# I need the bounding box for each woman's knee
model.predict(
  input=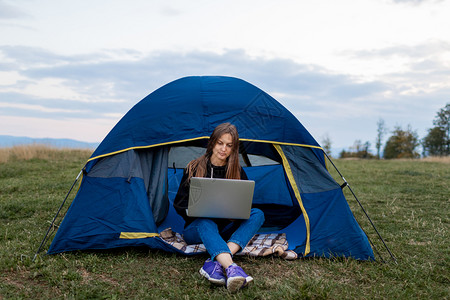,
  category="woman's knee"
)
[184,218,220,244]
[191,218,220,235]
[250,208,265,222]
